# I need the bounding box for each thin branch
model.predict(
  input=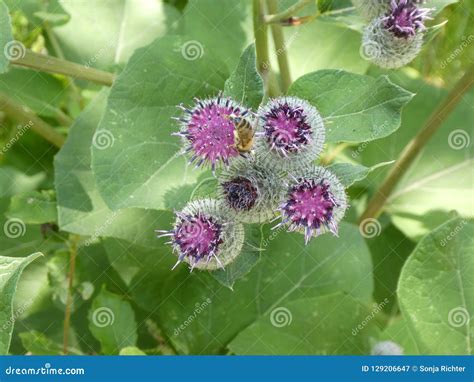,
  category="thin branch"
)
[264,0,311,24]
[12,50,114,86]
[360,66,474,222]
[0,92,66,148]
[63,235,79,355]
[267,0,292,92]
[253,0,271,96]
